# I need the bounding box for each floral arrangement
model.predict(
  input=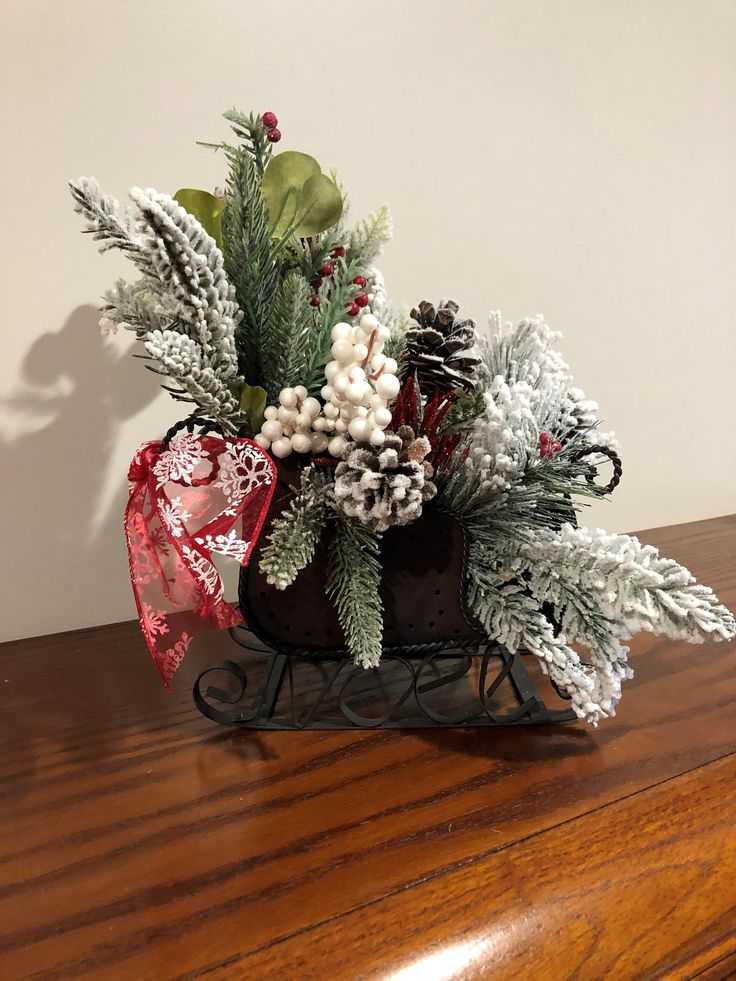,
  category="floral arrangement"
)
[71,107,735,723]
